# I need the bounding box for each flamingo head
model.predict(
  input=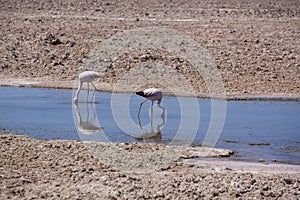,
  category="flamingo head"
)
[136,91,146,97]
